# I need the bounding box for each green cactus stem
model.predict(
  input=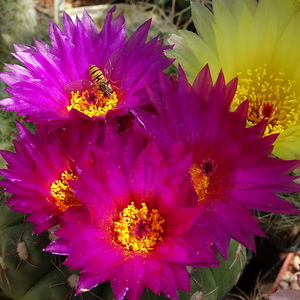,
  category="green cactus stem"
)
[0,193,103,300]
